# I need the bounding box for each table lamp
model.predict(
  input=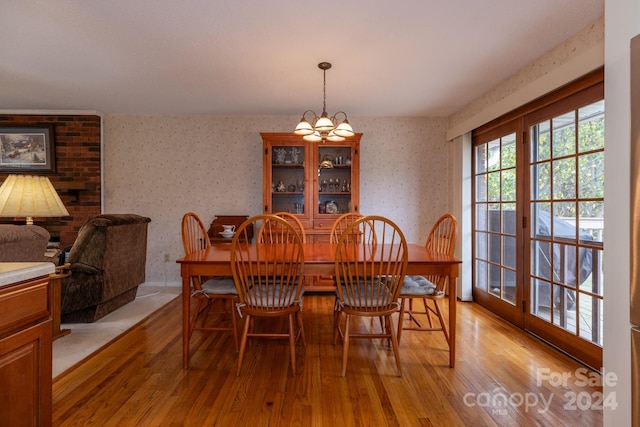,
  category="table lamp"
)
[0,175,69,224]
